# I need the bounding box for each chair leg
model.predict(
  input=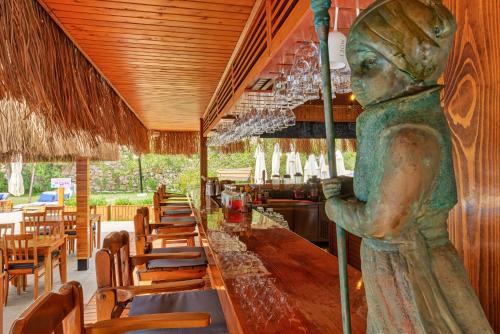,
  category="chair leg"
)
[16,276,21,295]
[59,260,63,282]
[23,275,27,291]
[33,270,38,300]
[3,274,9,306]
